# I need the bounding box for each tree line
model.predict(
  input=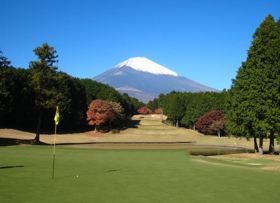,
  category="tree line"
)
[146,15,280,154]
[153,91,228,130]
[0,43,145,142]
